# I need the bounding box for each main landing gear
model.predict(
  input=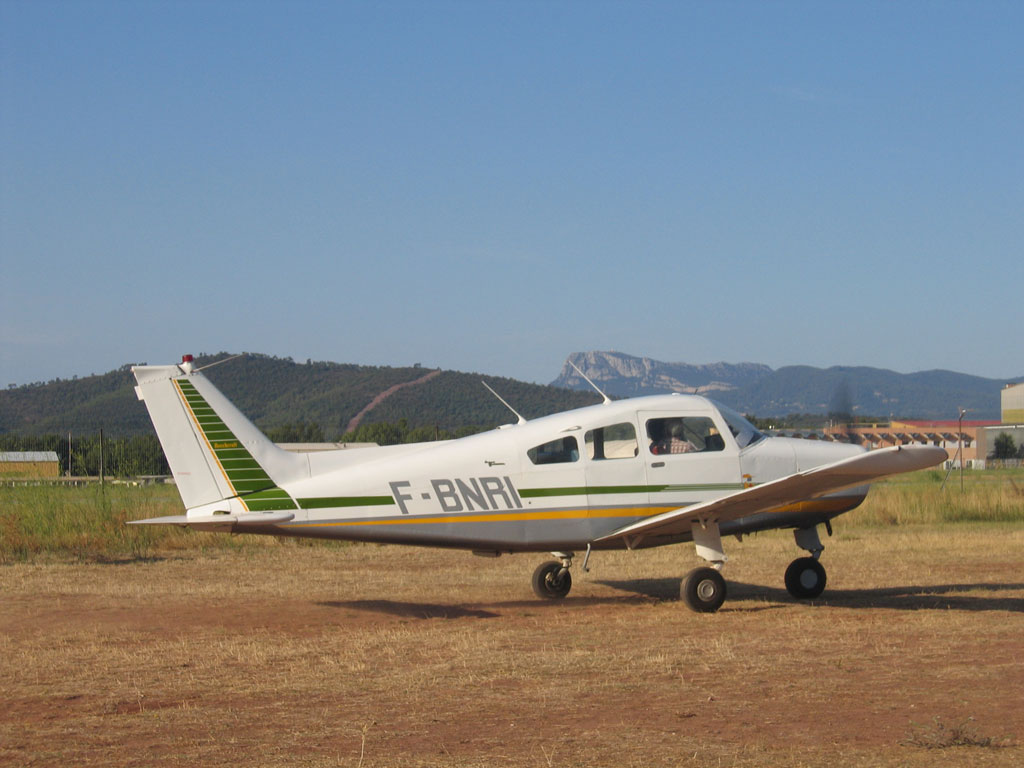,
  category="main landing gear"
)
[678,521,832,612]
[681,566,727,612]
[532,552,574,599]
